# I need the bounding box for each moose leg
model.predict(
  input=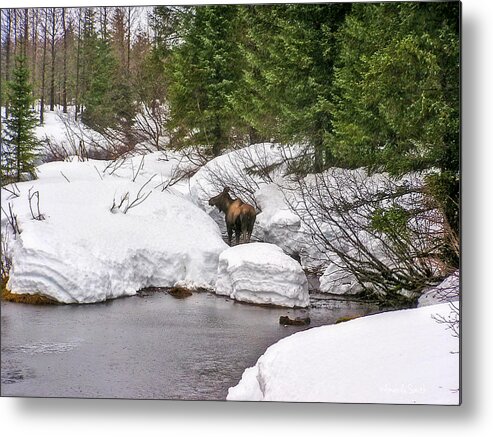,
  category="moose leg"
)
[226,223,233,246]
[235,221,241,245]
[244,216,255,243]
